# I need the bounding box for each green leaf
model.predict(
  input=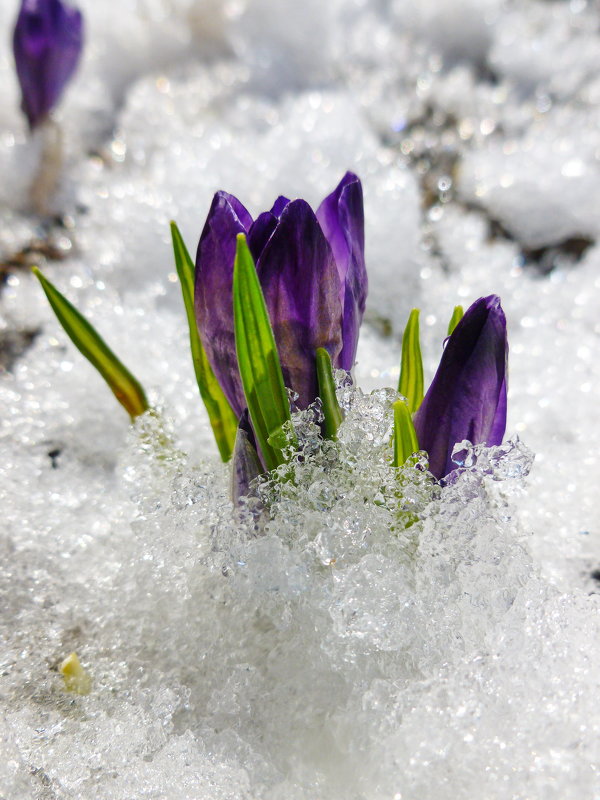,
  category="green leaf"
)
[170,221,237,462]
[447,304,464,336]
[398,308,424,413]
[393,399,419,468]
[233,233,293,471]
[32,267,148,420]
[266,422,294,450]
[316,347,343,440]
